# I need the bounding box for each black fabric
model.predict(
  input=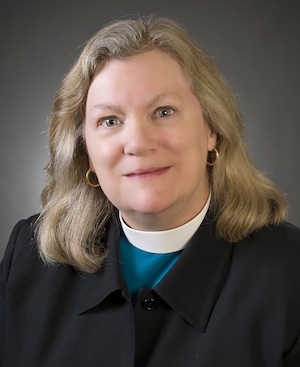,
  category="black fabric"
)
[1,214,300,366]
